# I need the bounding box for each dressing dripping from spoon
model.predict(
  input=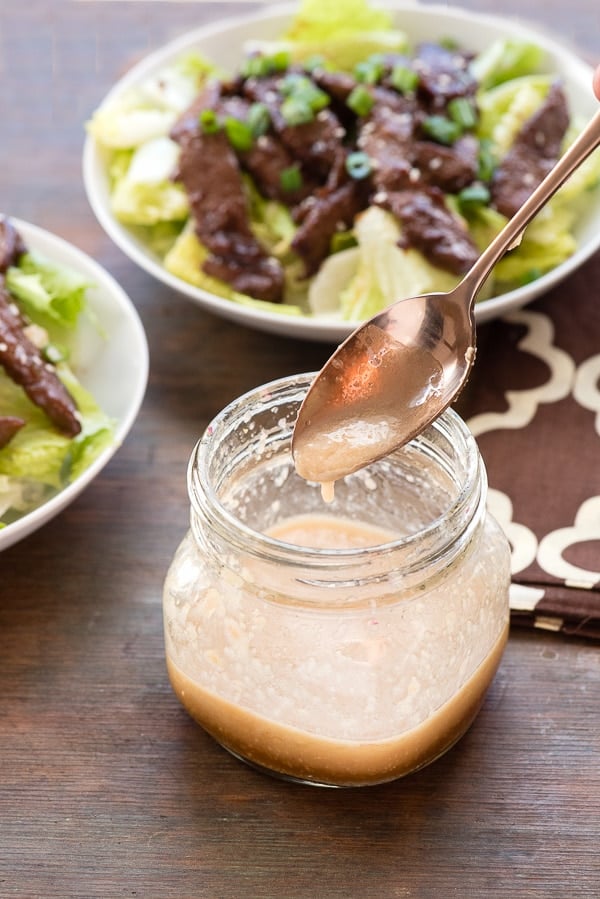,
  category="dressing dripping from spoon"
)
[293,106,600,493]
